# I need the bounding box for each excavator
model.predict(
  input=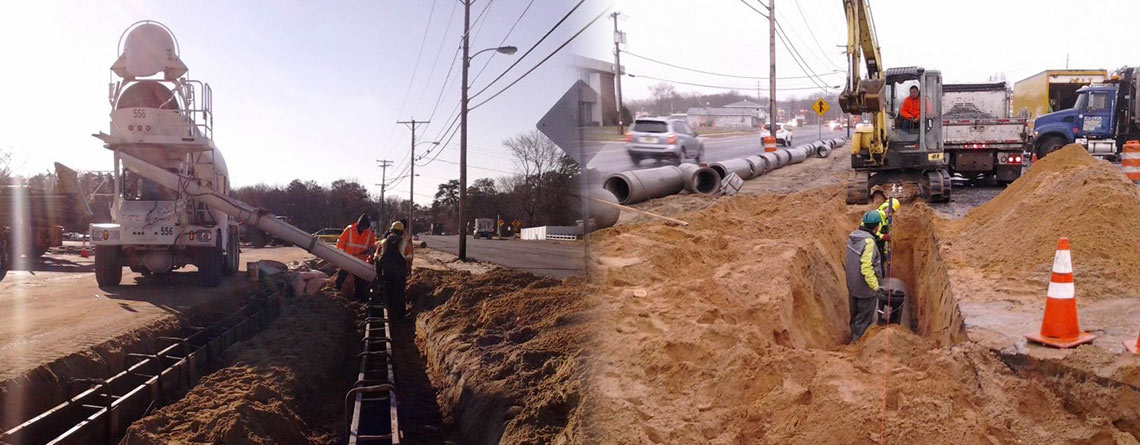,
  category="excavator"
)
[839,0,951,204]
